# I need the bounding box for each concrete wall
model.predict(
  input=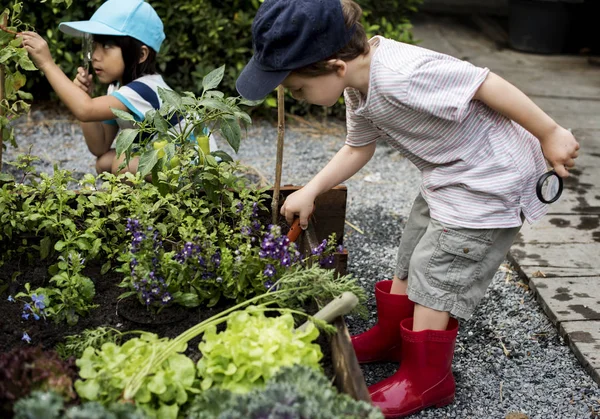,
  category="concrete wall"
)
[420,0,509,15]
